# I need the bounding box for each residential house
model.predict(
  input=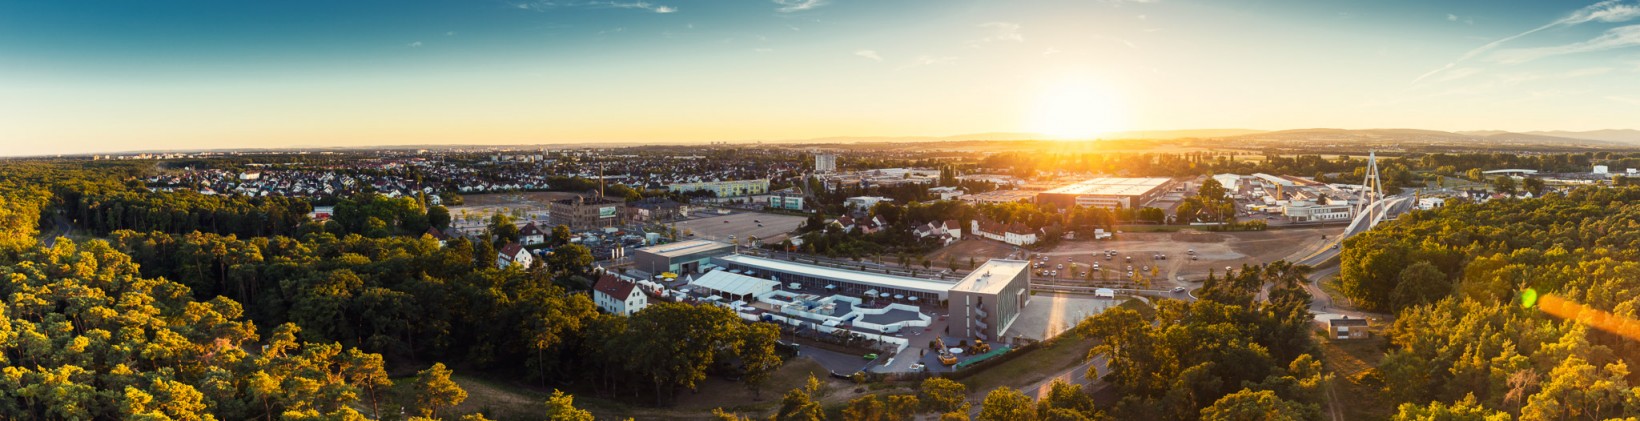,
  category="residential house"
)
[497,242,533,269]
[592,274,650,316]
[520,222,546,246]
